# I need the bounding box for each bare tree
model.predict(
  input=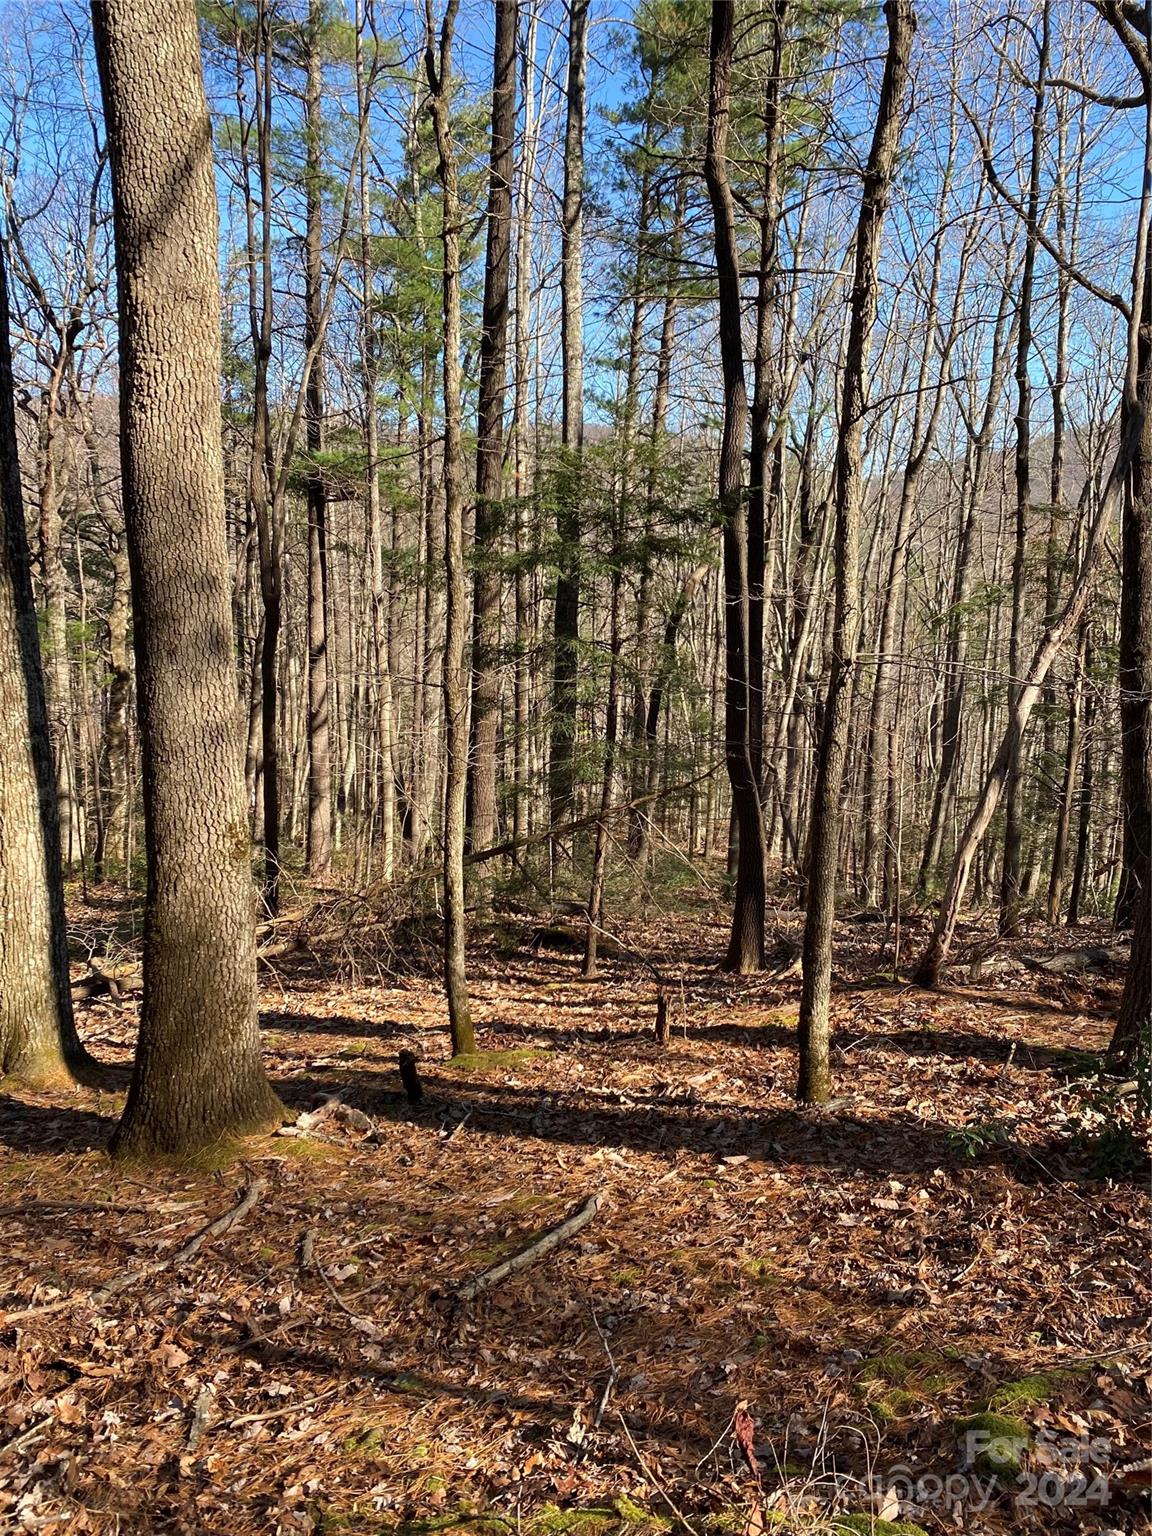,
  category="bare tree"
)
[703,0,767,974]
[304,0,332,878]
[467,0,518,862]
[0,236,93,1084]
[548,0,589,841]
[797,0,915,1102]
[425,0,476,1055]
